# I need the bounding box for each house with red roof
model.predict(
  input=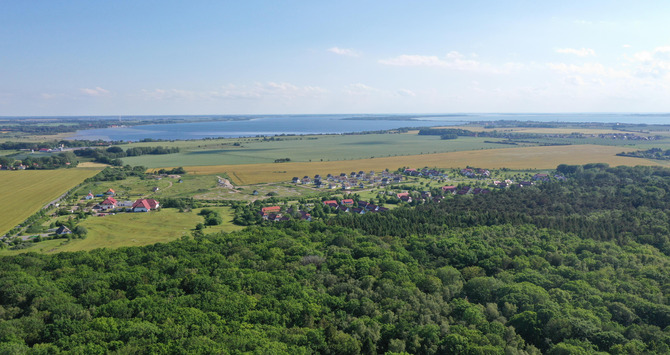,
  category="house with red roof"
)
[341,199,354,206]
[100,197,118,210]
[132,198,160,212]
[323,200,338,208]
[261,206,281,213]
[397,192,412,202]
[106,188,116,196]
